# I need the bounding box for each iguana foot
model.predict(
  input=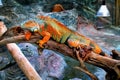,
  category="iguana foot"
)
[37,40,44,48]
